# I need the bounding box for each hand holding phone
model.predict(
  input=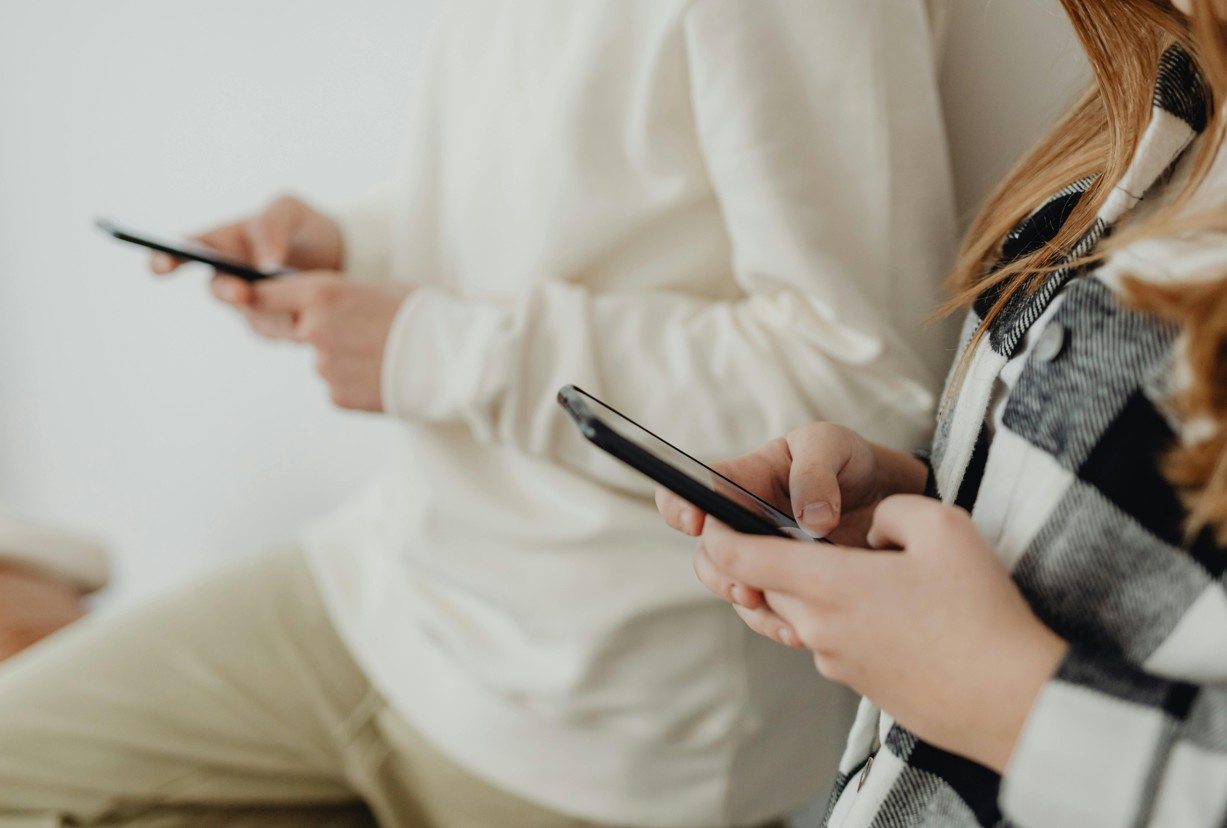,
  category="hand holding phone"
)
[98,219,295,283]
[100,196,344,287]
[558,385,824,542]
[656,419,931,550]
